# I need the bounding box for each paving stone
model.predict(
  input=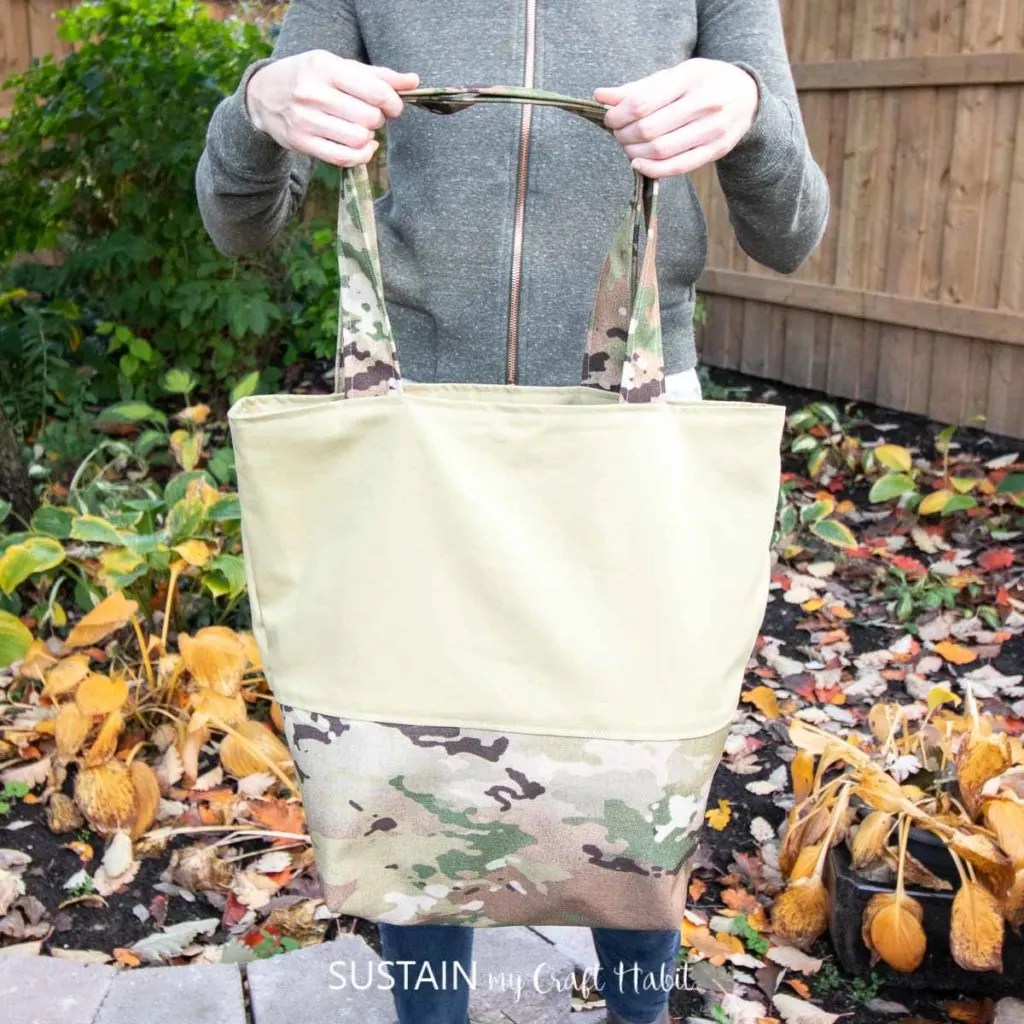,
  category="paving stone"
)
[527,926,600,970]
[996,999,1024,1024]
[0,955,117,1024]
[469,927,576,1024]
[247,934,397,1023]
[94,962,245,1024]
